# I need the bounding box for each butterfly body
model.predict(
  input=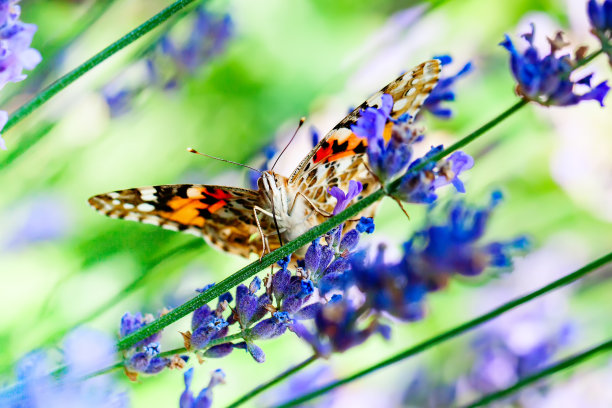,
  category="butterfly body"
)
[88,60,441,259]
